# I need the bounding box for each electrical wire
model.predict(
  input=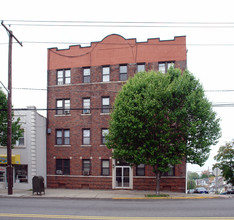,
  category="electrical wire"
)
[2,20,234,28]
